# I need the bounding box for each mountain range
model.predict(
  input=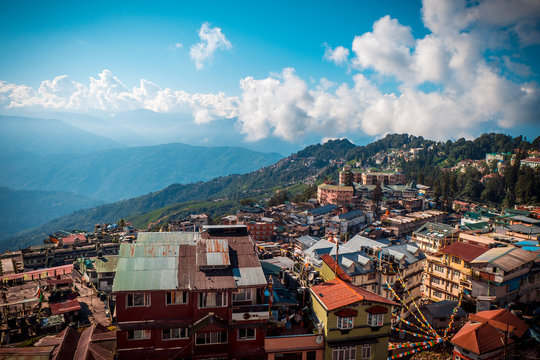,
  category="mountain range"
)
[2,132,539,252]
